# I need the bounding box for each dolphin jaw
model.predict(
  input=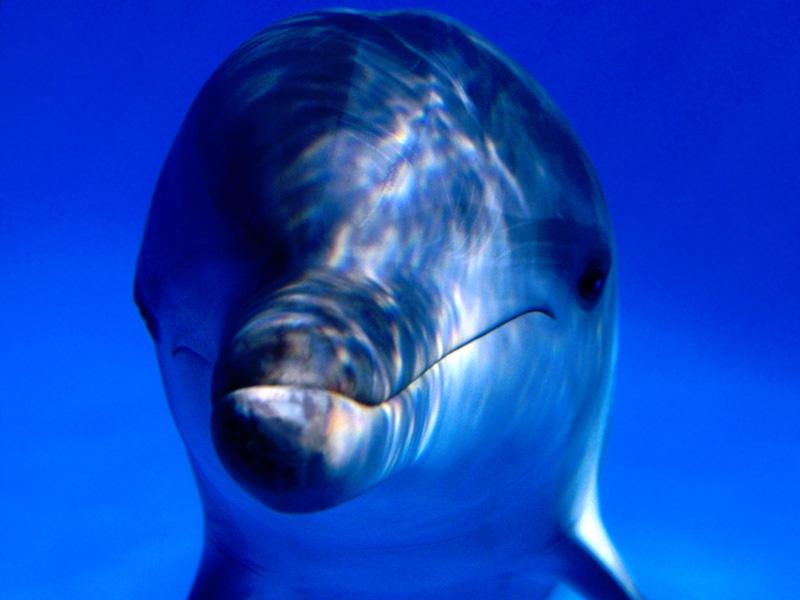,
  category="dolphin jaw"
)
[212,385,391,512]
